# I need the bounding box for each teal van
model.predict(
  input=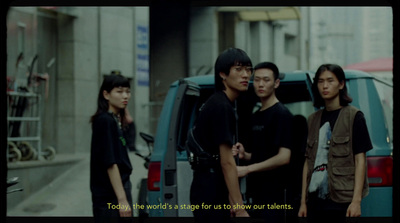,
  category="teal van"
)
[141,70,393,218]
